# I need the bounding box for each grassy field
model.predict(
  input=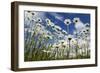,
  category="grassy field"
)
[24,38,90,61]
